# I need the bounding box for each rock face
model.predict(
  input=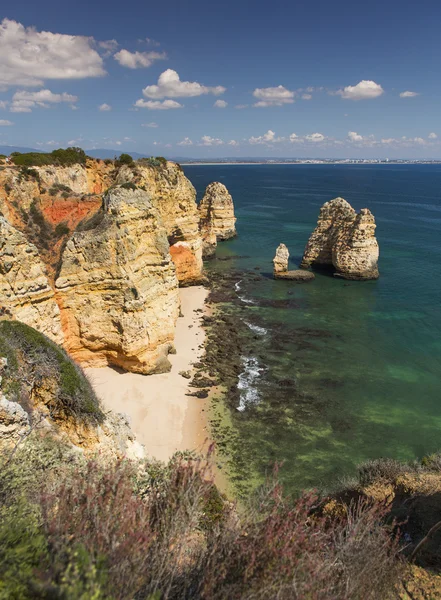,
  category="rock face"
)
[273,243,290,274]
[117,162,204,285]
[273,243,315,282]
[0,217,64,344]
[301,197,379,280]
[55,187,180,374]
[199,182,237,257]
